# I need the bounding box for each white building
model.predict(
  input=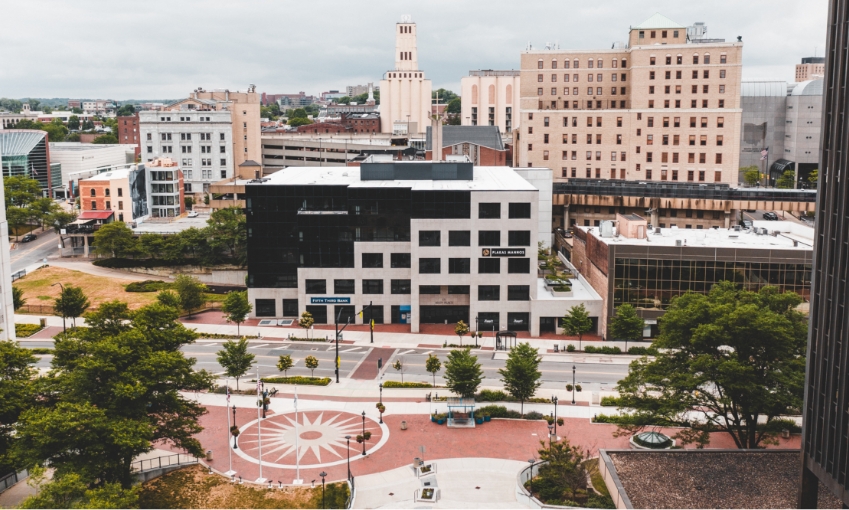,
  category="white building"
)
[139,109,233,195]
[379,16,433,135]
[244,158,601,336]
[49,142,136,194]
[0,166,15,340]
[461,70,521,135]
